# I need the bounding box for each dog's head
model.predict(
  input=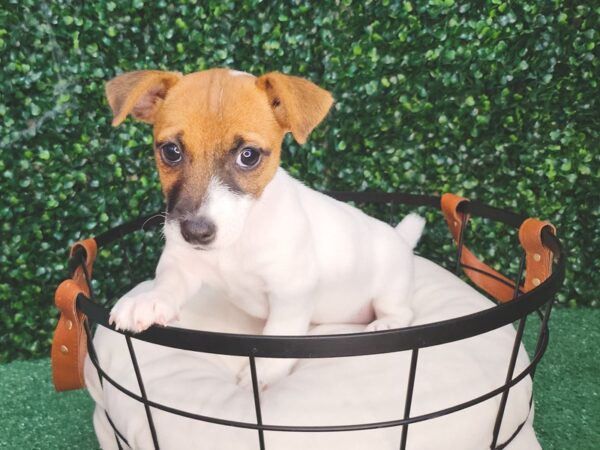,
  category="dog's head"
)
[106,69,333,249]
